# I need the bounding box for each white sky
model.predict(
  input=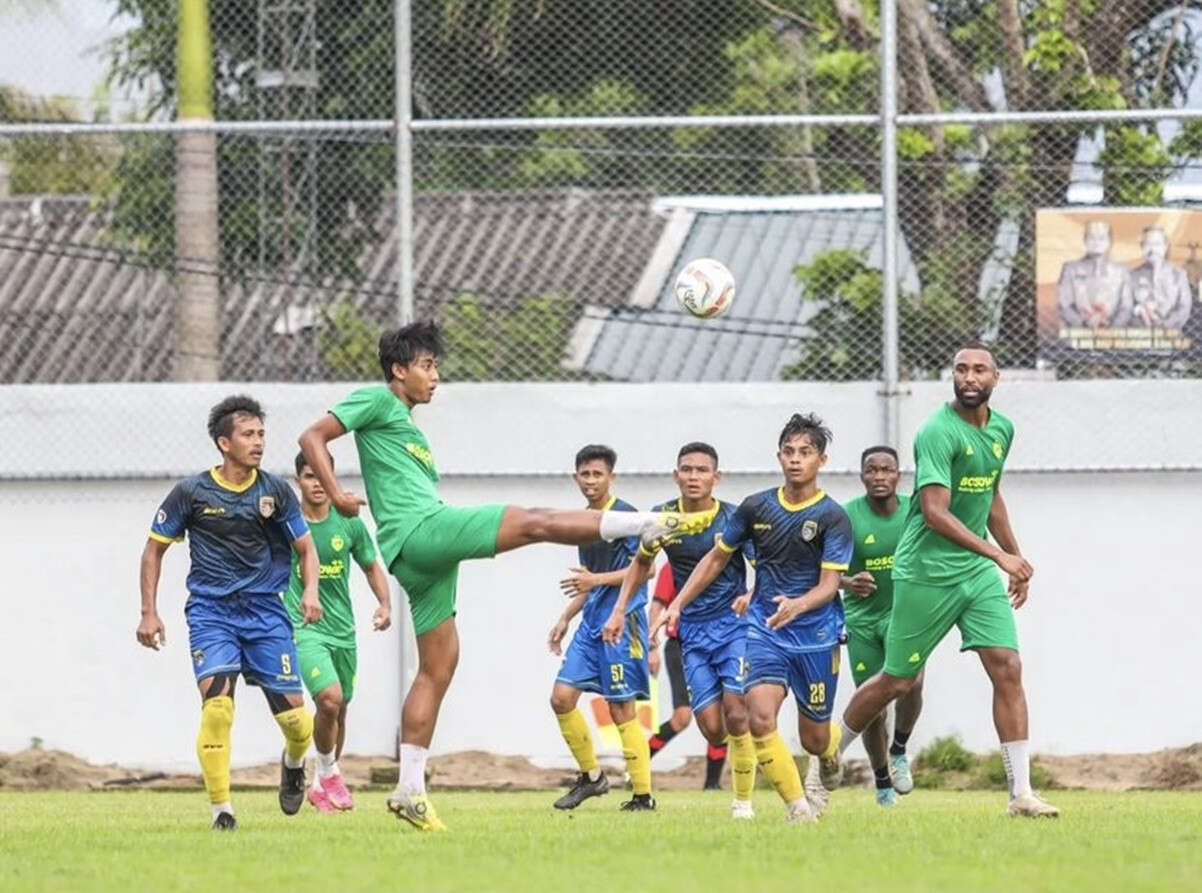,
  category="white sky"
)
[0,1,131,109]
